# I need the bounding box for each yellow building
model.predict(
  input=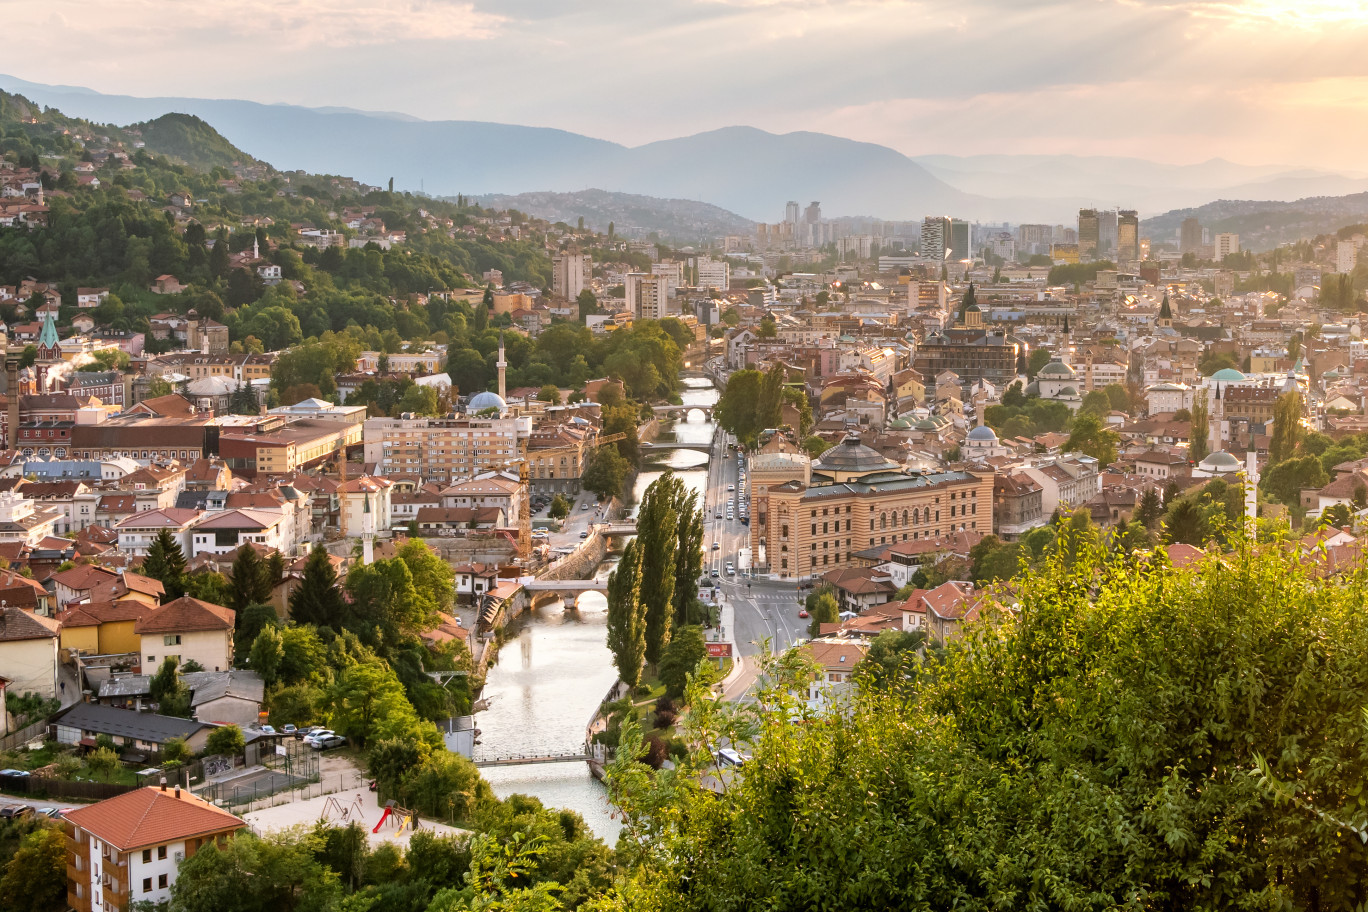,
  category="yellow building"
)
[58,601,156,656]
[751,436,993,580]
